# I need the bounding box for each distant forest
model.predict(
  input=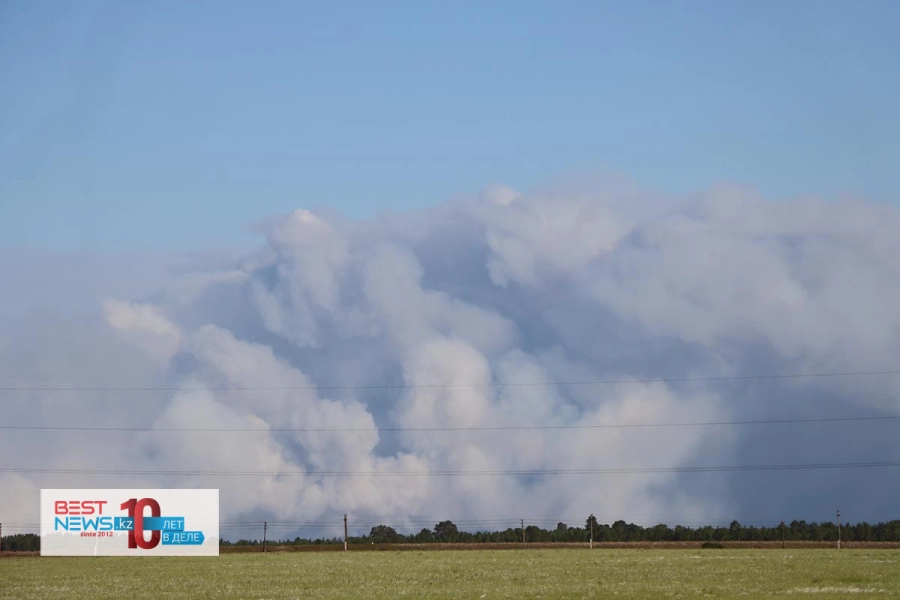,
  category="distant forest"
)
[7,517,899,551]
[223,517,900,546]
